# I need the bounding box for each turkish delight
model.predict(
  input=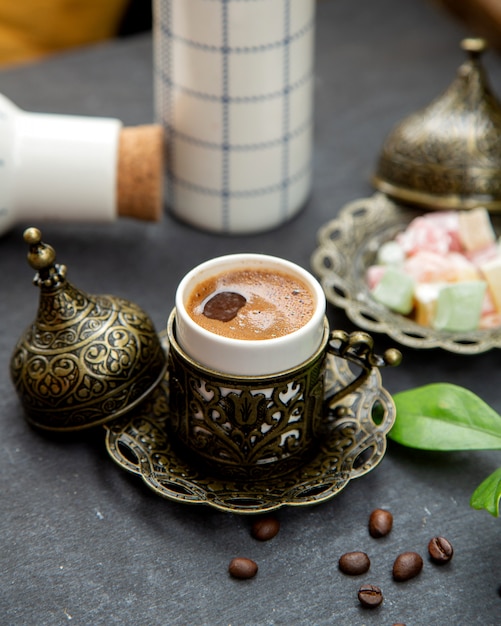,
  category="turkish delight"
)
[366,207,501,331]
